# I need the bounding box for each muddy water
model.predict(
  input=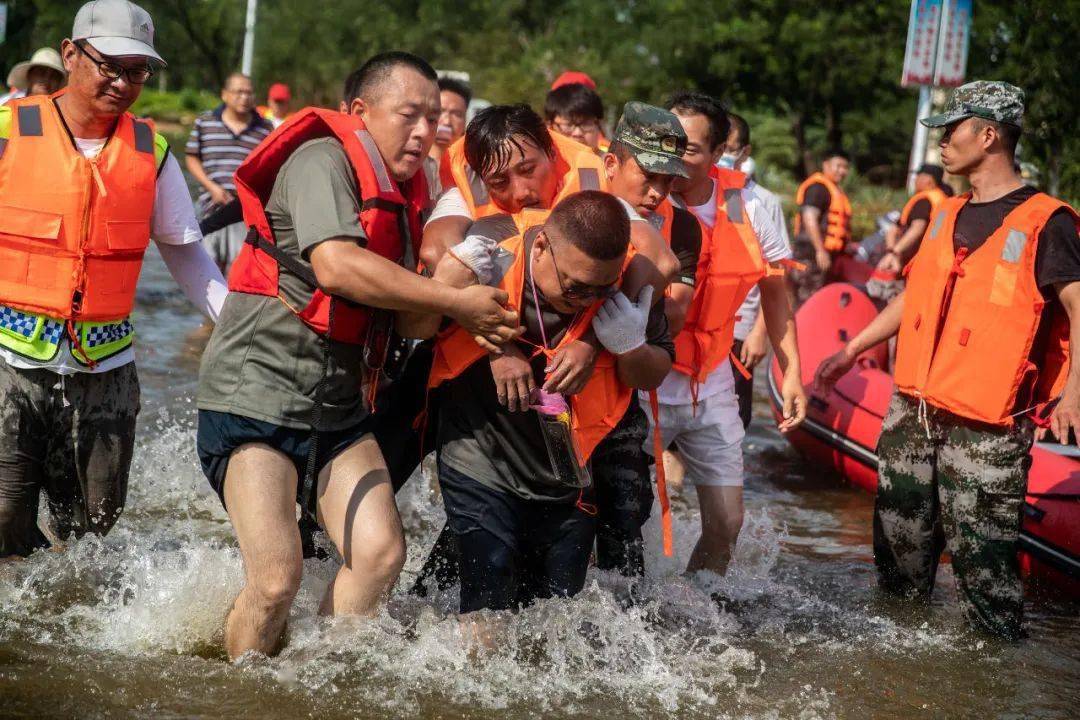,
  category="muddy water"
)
[0,250,1077,719]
